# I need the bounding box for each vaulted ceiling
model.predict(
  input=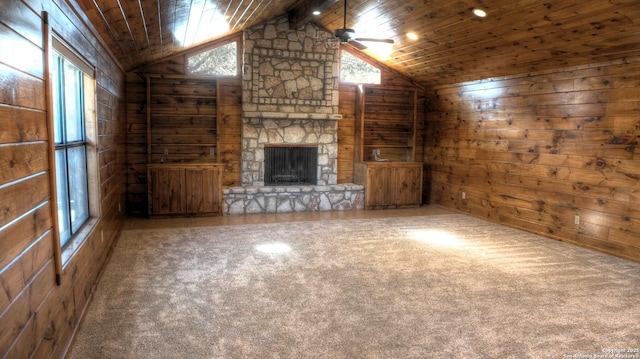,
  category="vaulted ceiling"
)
[76,0,640,85]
